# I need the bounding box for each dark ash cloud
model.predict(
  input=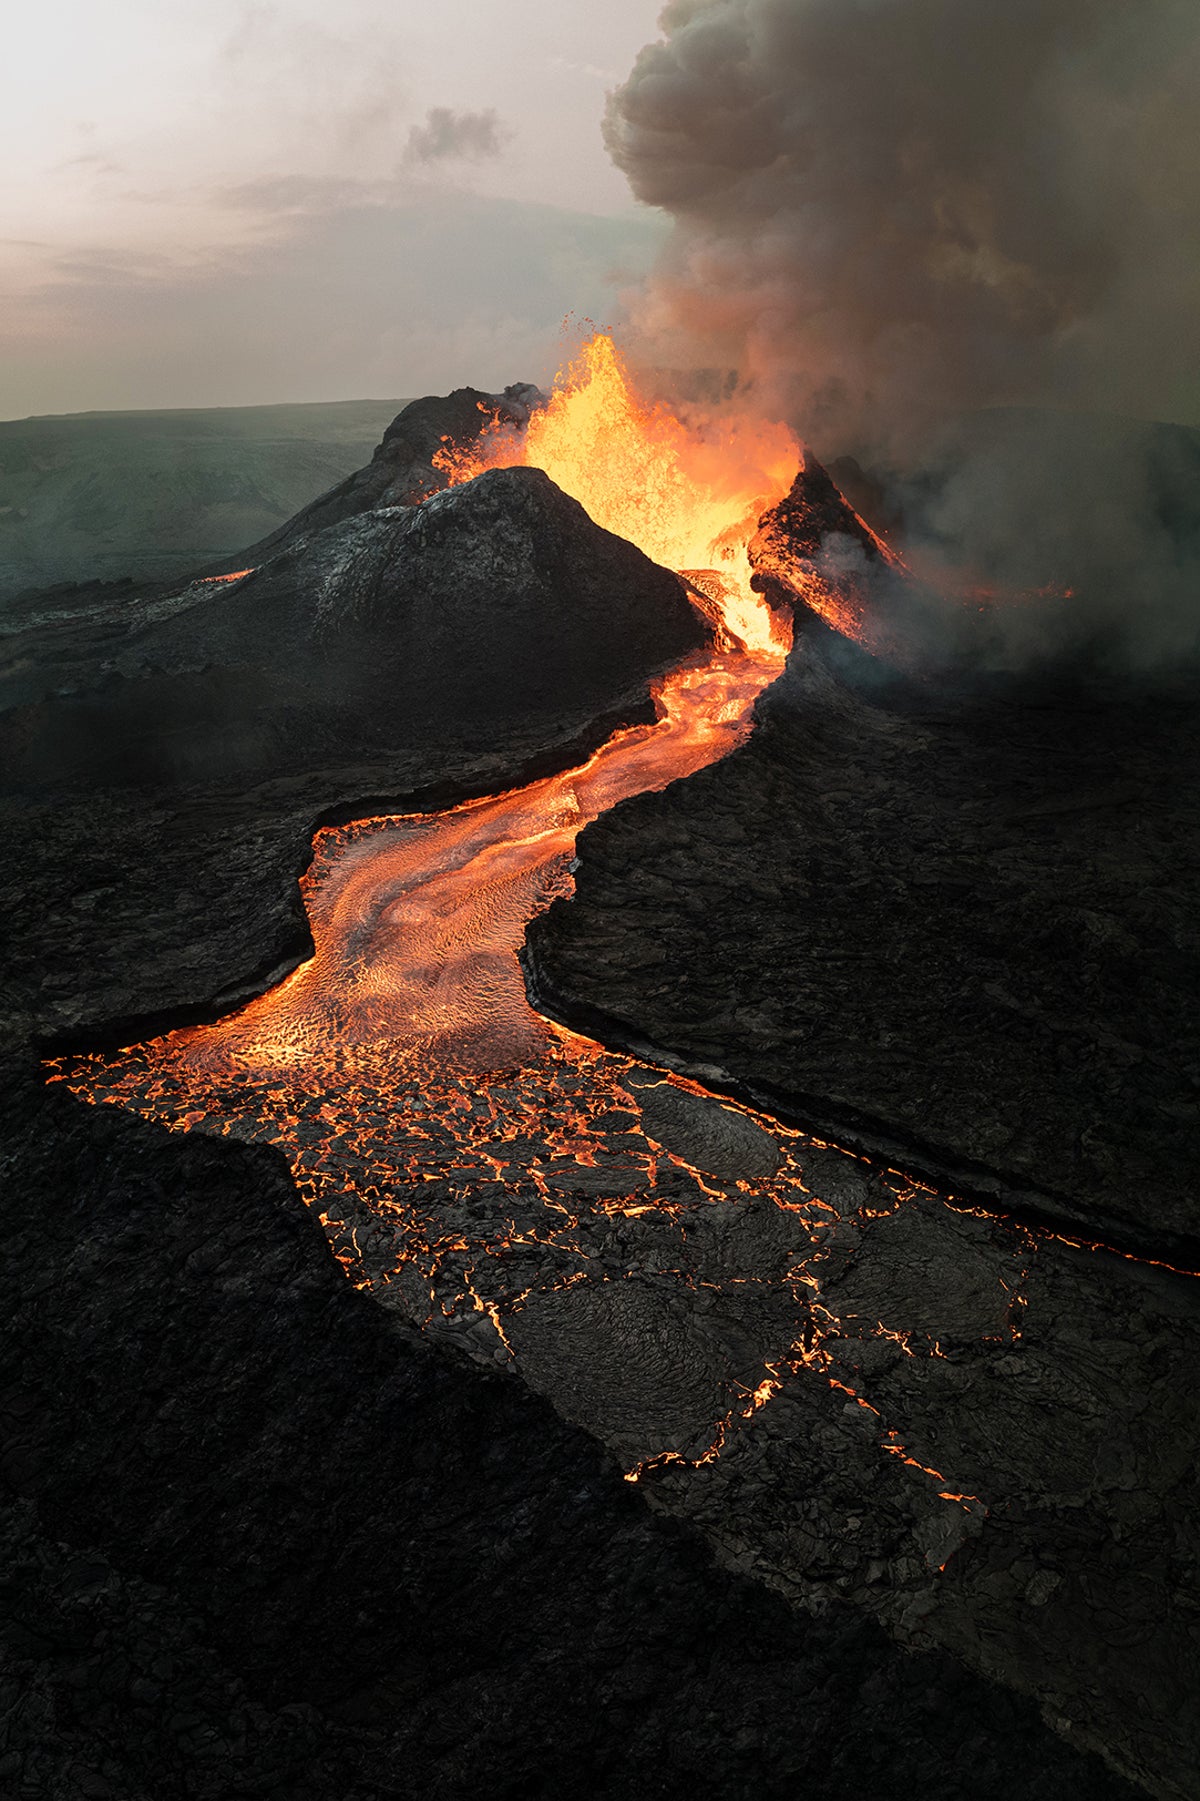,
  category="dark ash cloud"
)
[403,107,511,166]
[606,0,1200,456]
